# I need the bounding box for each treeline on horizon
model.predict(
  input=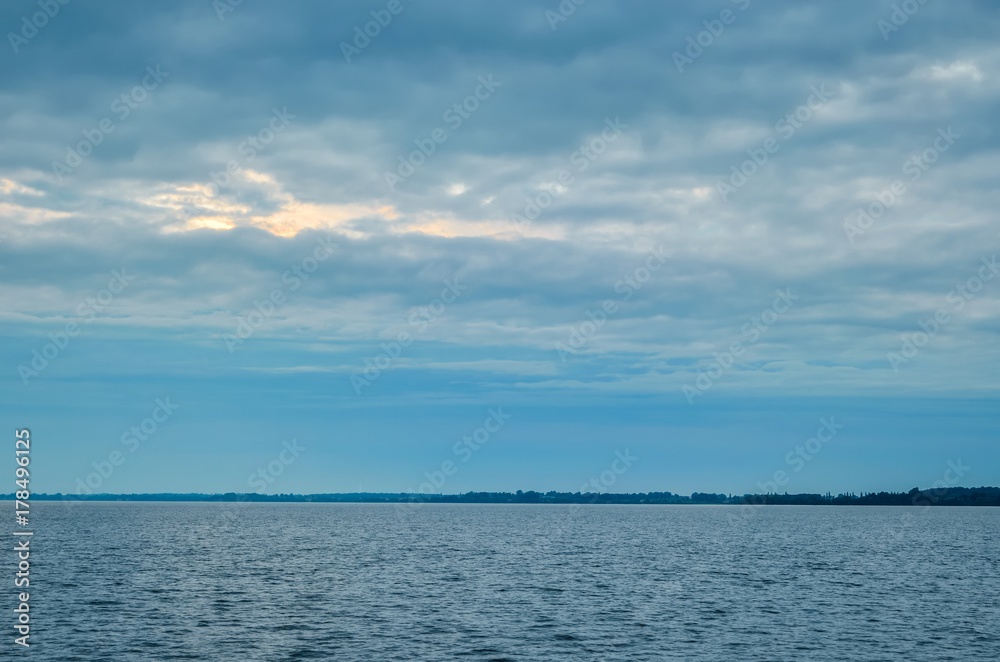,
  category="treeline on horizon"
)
[9,486,1000,506]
